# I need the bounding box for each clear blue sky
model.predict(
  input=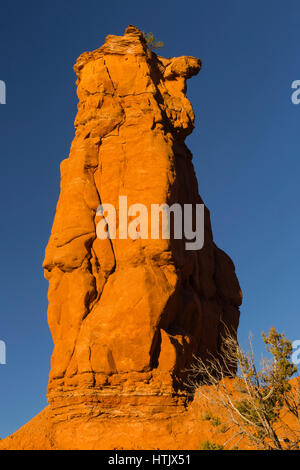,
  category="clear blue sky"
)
[0,0,299,438]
